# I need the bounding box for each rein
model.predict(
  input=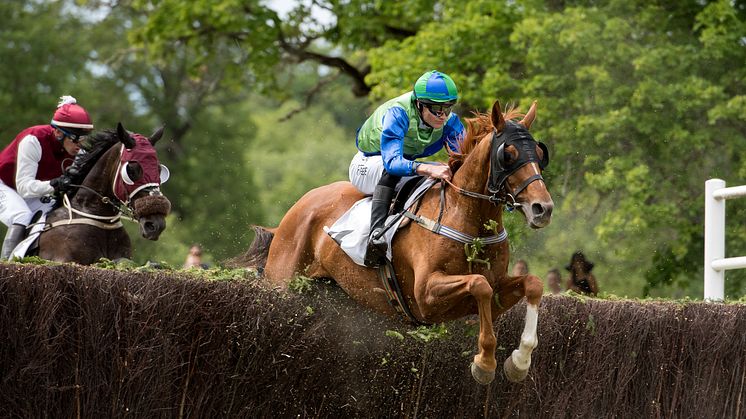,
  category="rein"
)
[45,182,138,232]
[443,178,520,208]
